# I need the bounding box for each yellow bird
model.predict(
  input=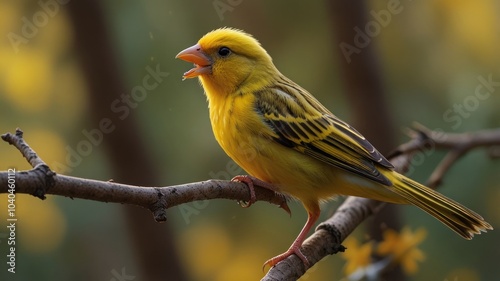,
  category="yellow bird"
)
[176,28,492,268]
